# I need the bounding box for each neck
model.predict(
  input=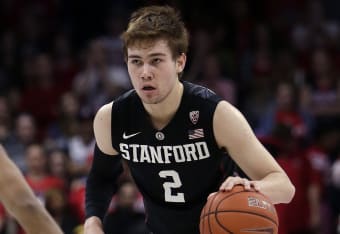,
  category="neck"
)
[143,81,183,130]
